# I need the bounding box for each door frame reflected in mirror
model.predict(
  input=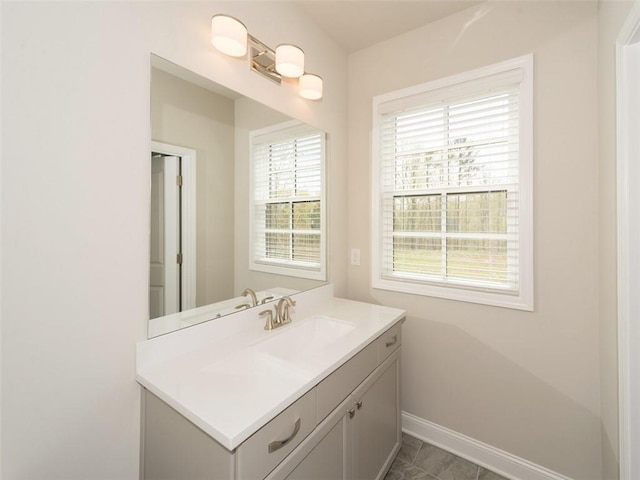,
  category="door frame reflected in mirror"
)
[150,141,197,318]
